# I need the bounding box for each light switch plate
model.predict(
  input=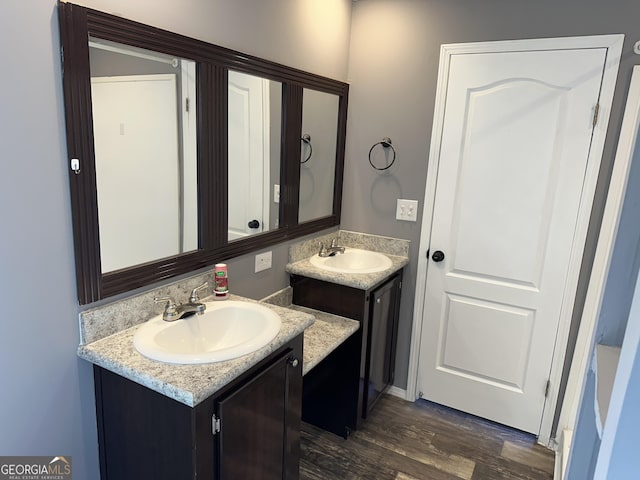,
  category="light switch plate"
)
[255,251,272,272]
[396,199,419,222]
